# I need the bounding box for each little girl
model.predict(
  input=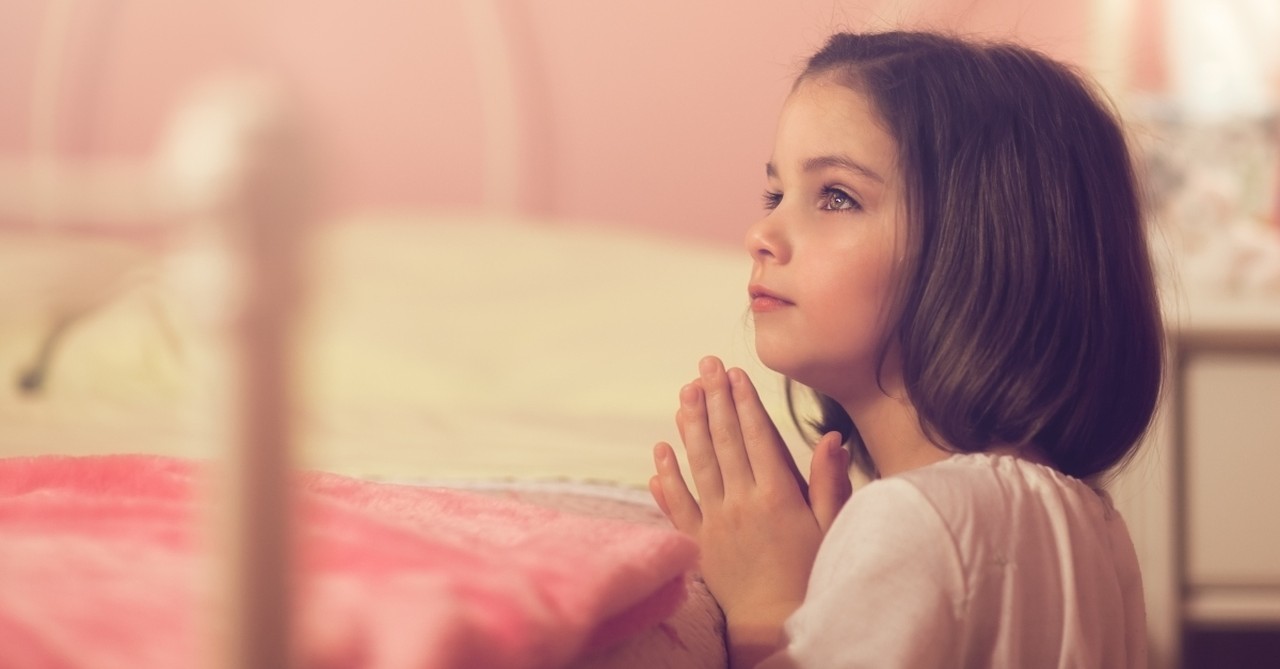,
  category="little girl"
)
[649,31,1162,668]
